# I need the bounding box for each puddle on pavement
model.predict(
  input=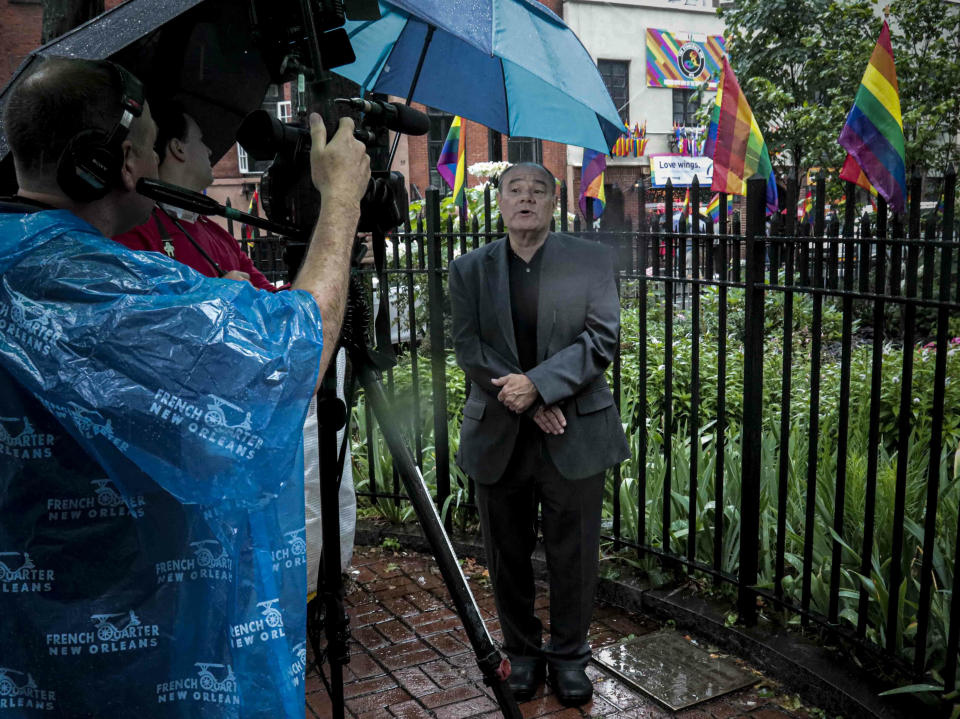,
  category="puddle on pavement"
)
[593,629,757,711]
